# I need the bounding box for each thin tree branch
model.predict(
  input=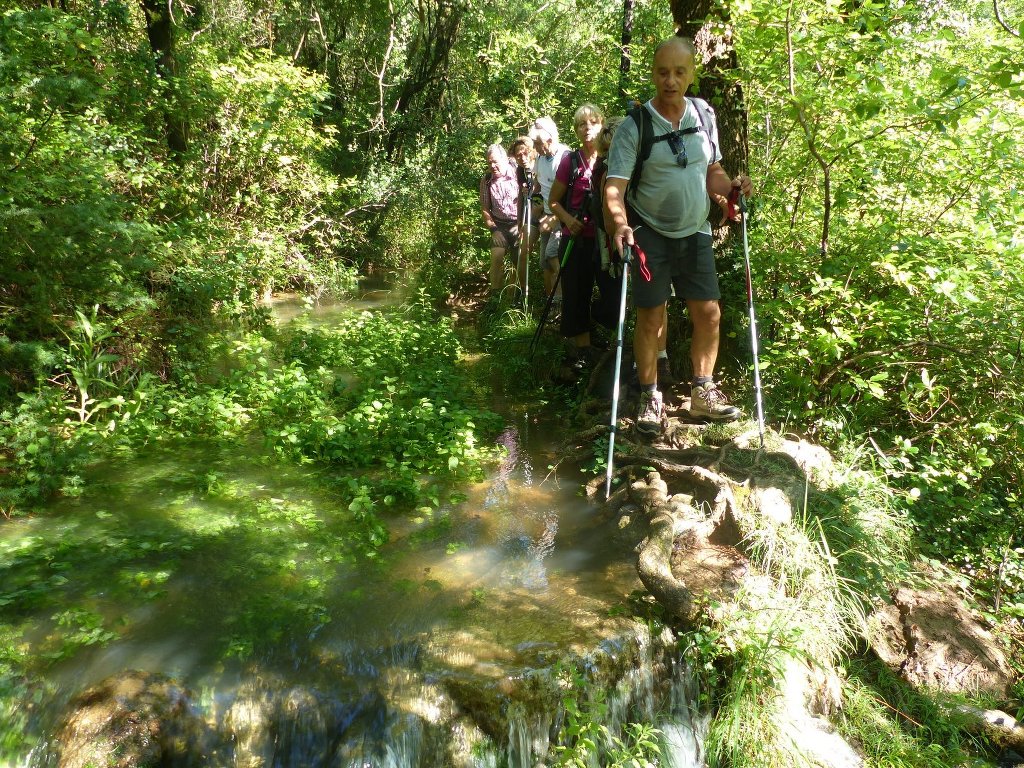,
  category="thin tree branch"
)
[8,105,58,172]
[292,28,307,63]
[922,189,971,237]
[788,181,803,232]
[787,0,830,257]
[817,340,971,390]
[828,92,988,168]
[372,0,398,132]
[993,0,1021,36]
